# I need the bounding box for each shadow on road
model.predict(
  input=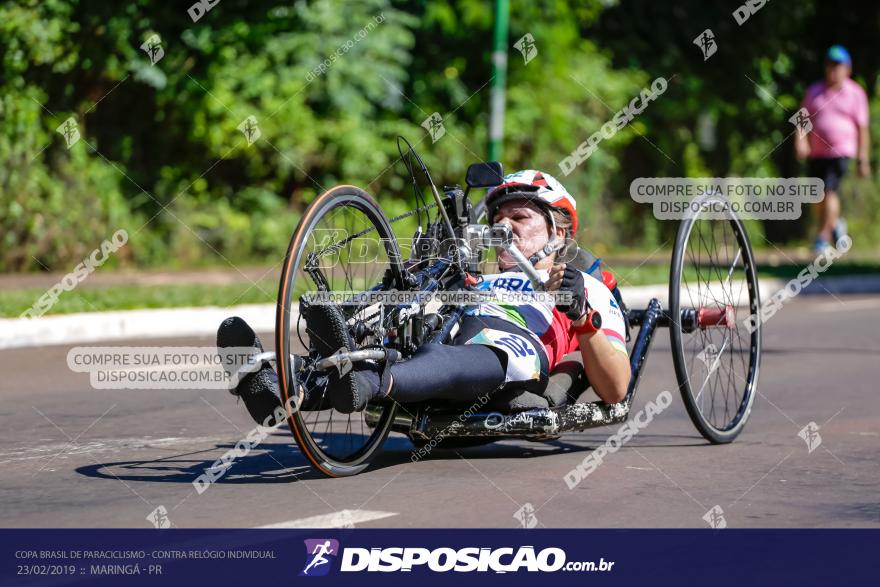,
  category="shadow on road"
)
[76,432,325,484]
[375,432,709,464]
[74,431,710,485]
